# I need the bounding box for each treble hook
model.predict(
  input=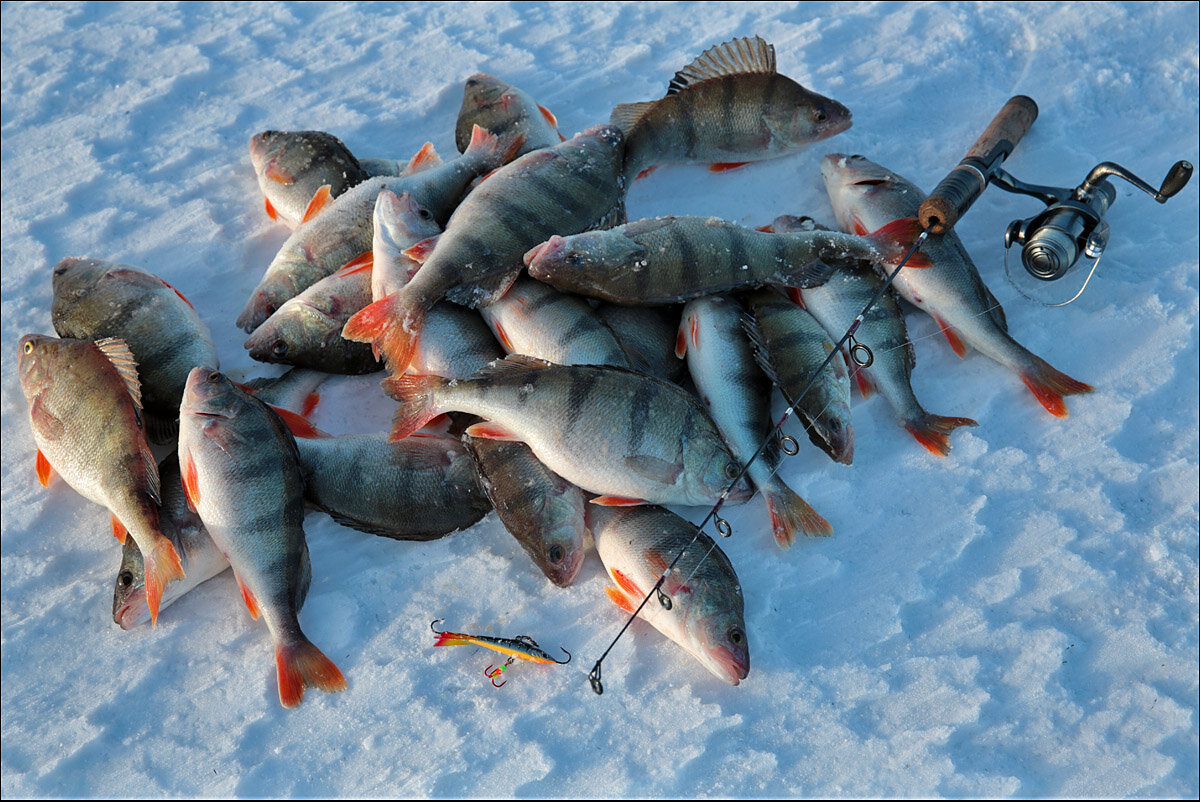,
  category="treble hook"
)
[430,618,446,634]
[485,657,514,687]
